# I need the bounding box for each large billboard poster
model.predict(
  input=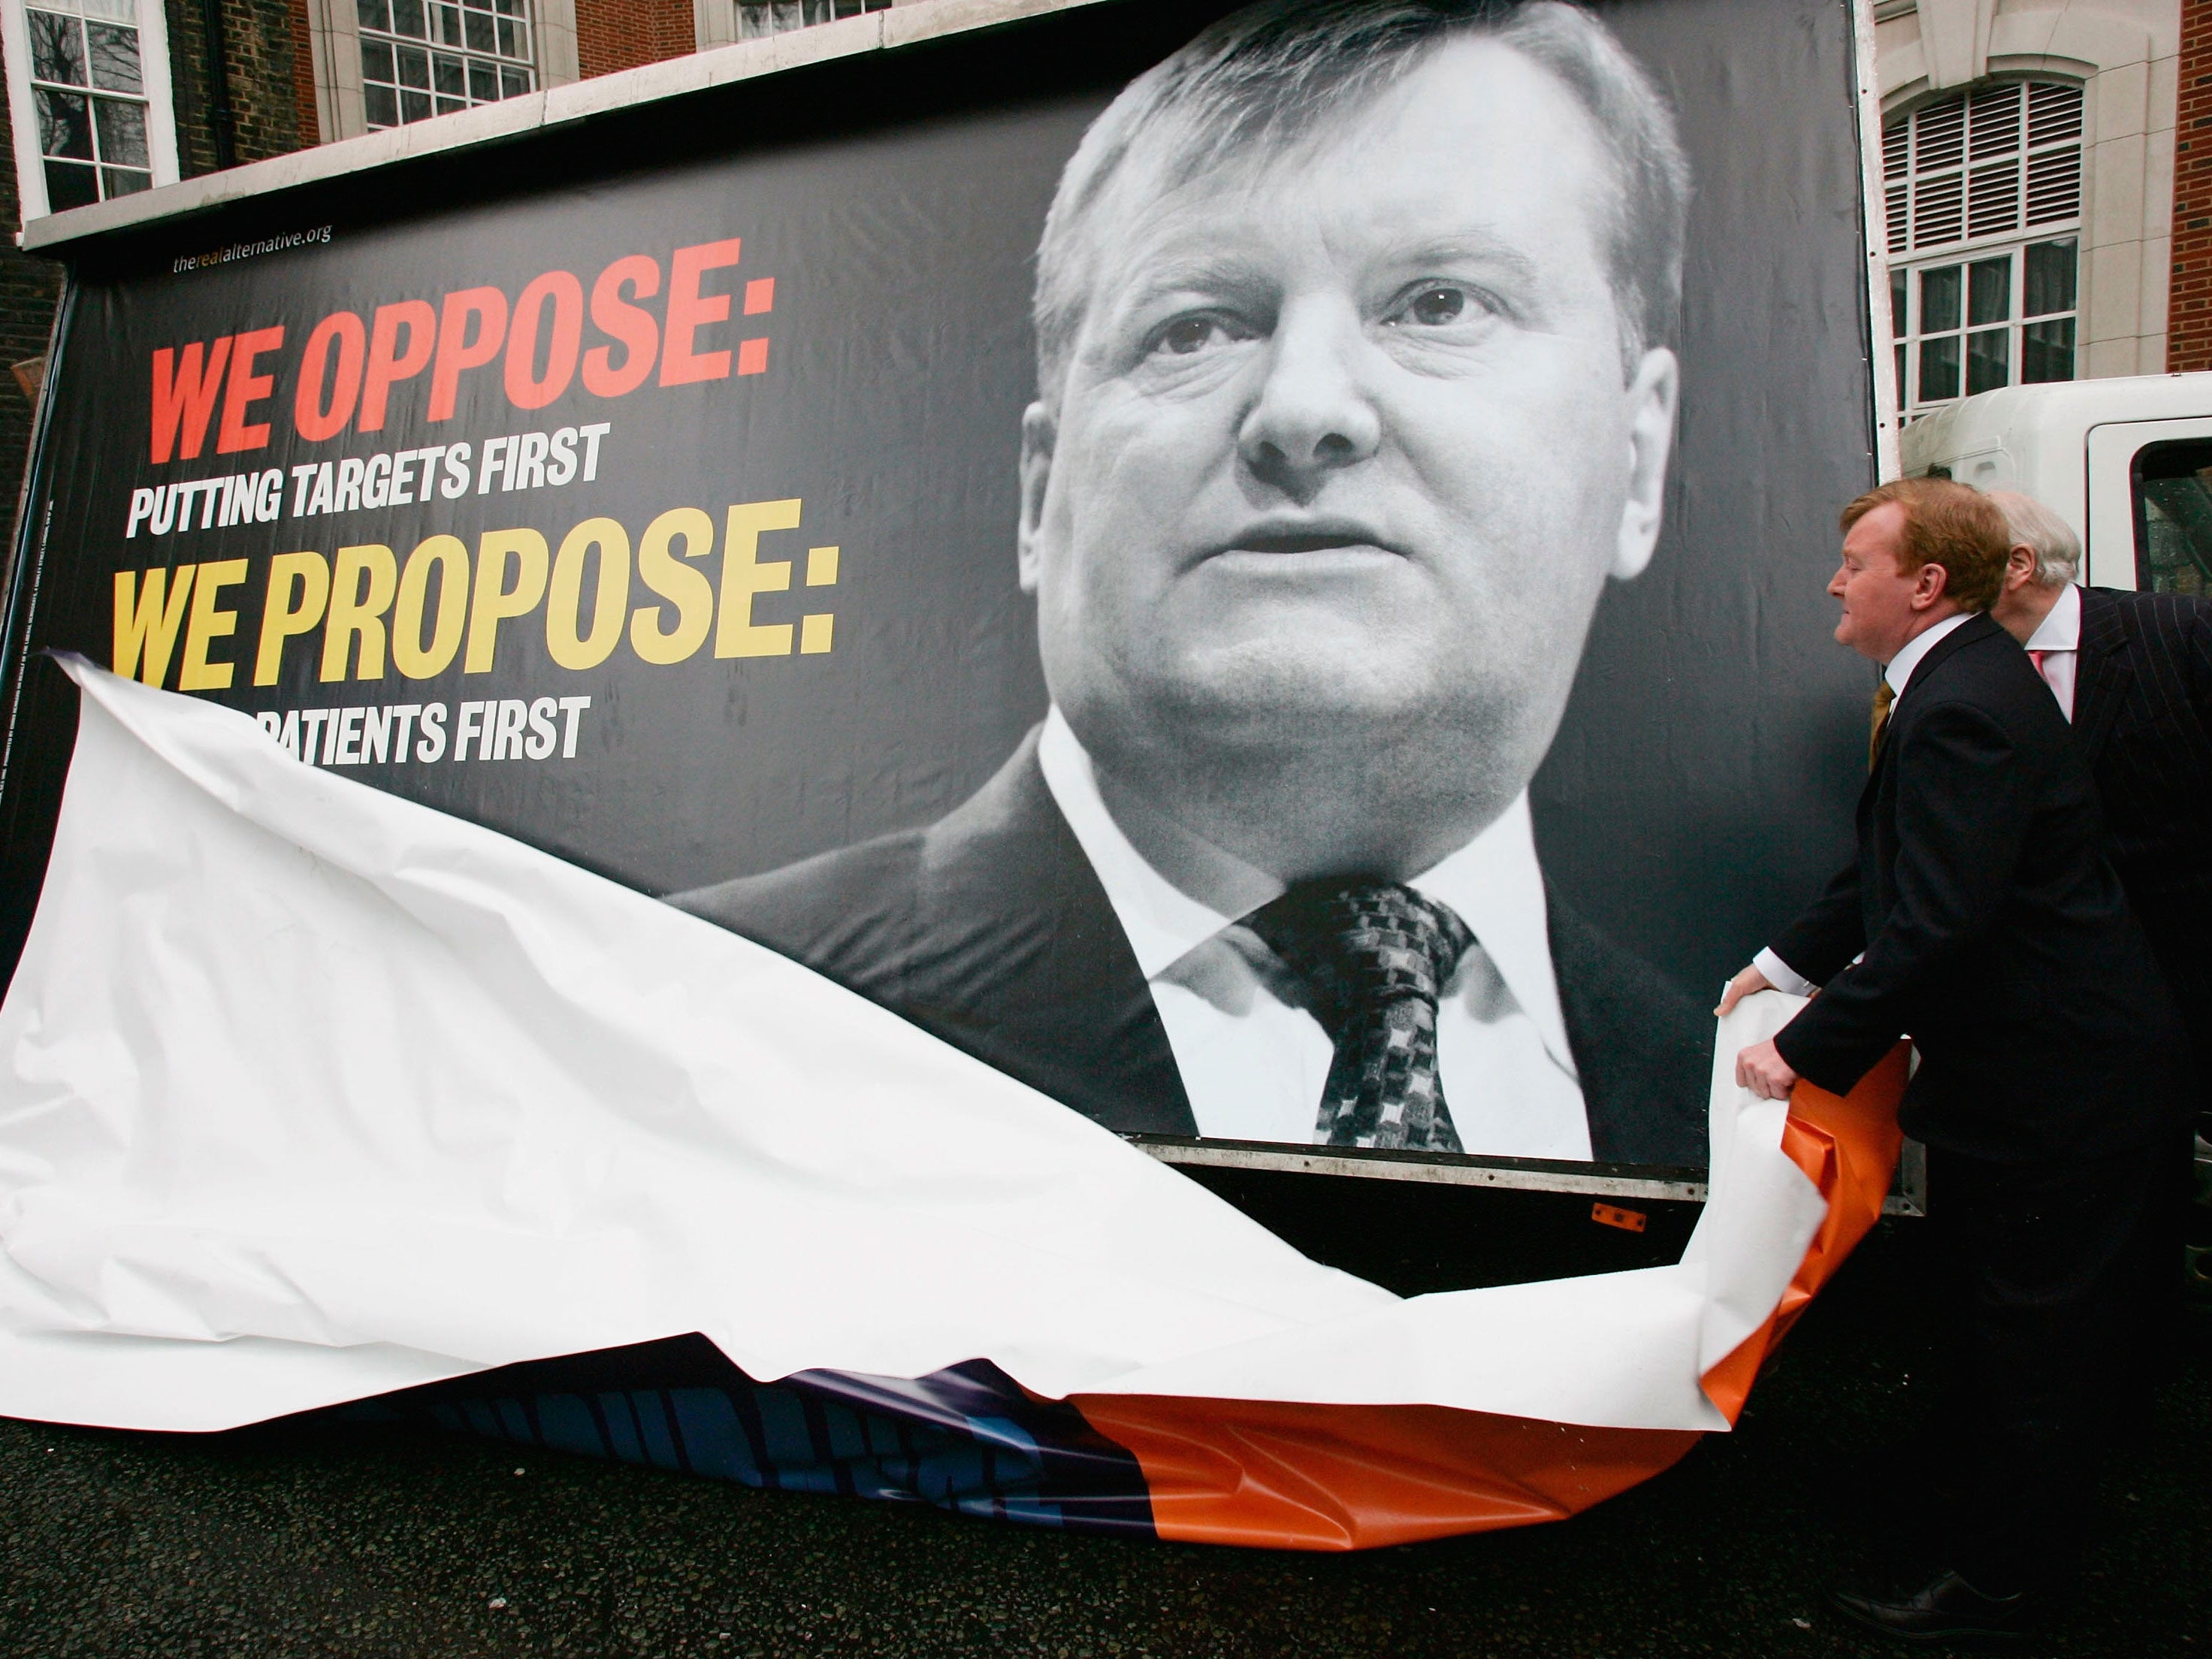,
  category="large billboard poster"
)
[0,0,1877,1186]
